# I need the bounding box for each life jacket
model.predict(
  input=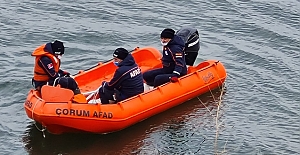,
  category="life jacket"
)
[73,94,87,103]
[32,44,60,81]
